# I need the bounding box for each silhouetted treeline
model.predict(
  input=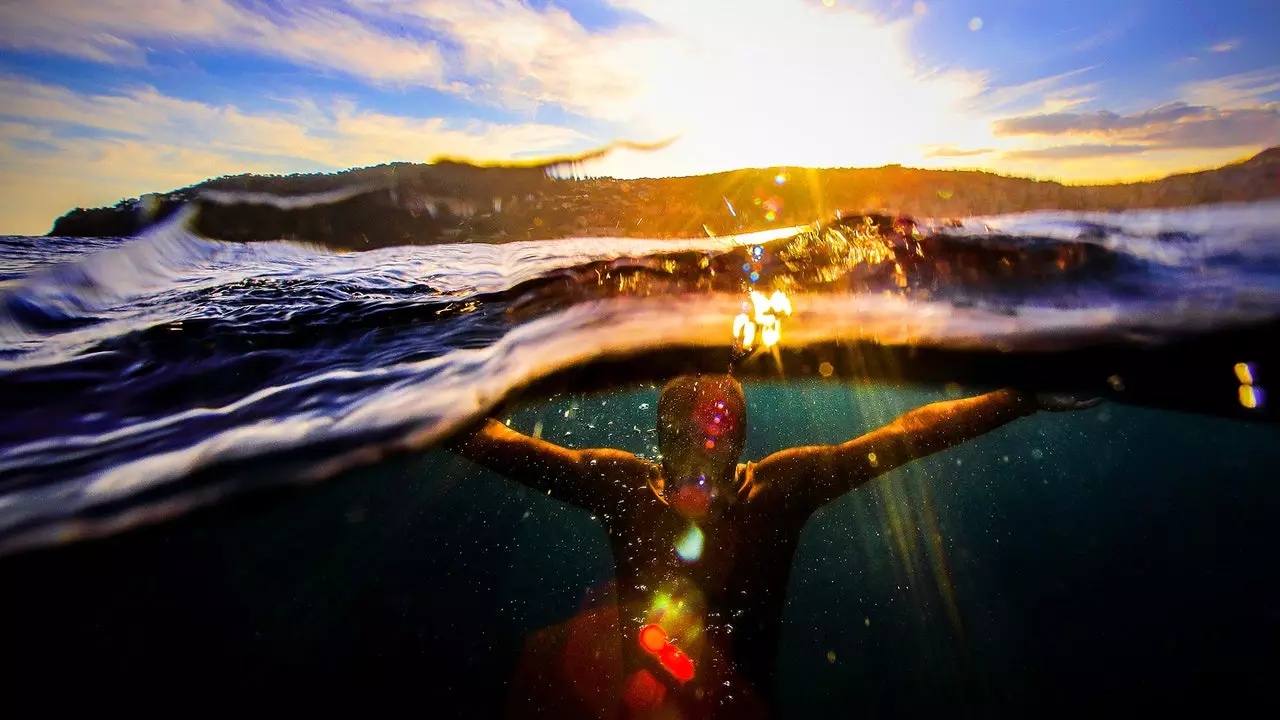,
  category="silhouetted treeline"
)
[47,147,1280,249]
